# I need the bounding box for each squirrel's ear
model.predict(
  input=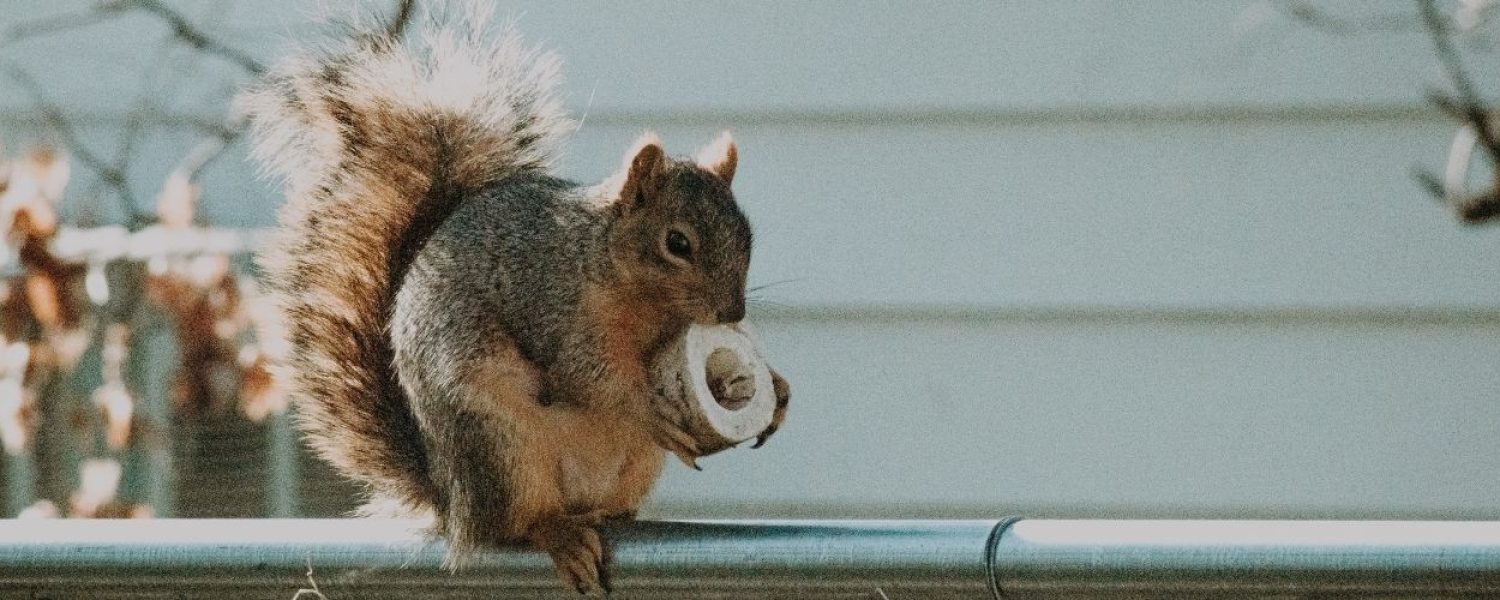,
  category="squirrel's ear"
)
[694,131,737,186]
[609,132,667,208]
